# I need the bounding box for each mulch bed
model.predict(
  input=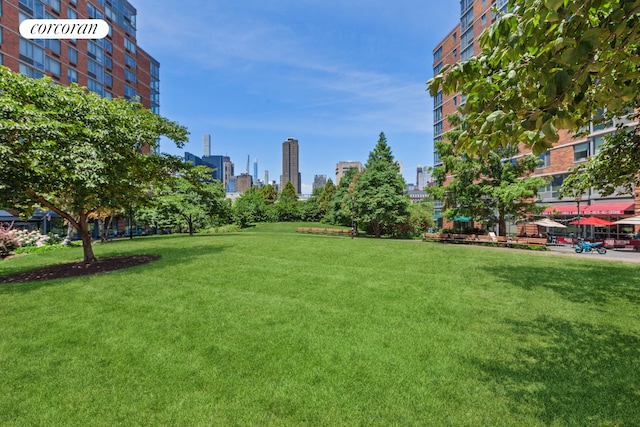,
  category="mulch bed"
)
[0,254,160,284]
